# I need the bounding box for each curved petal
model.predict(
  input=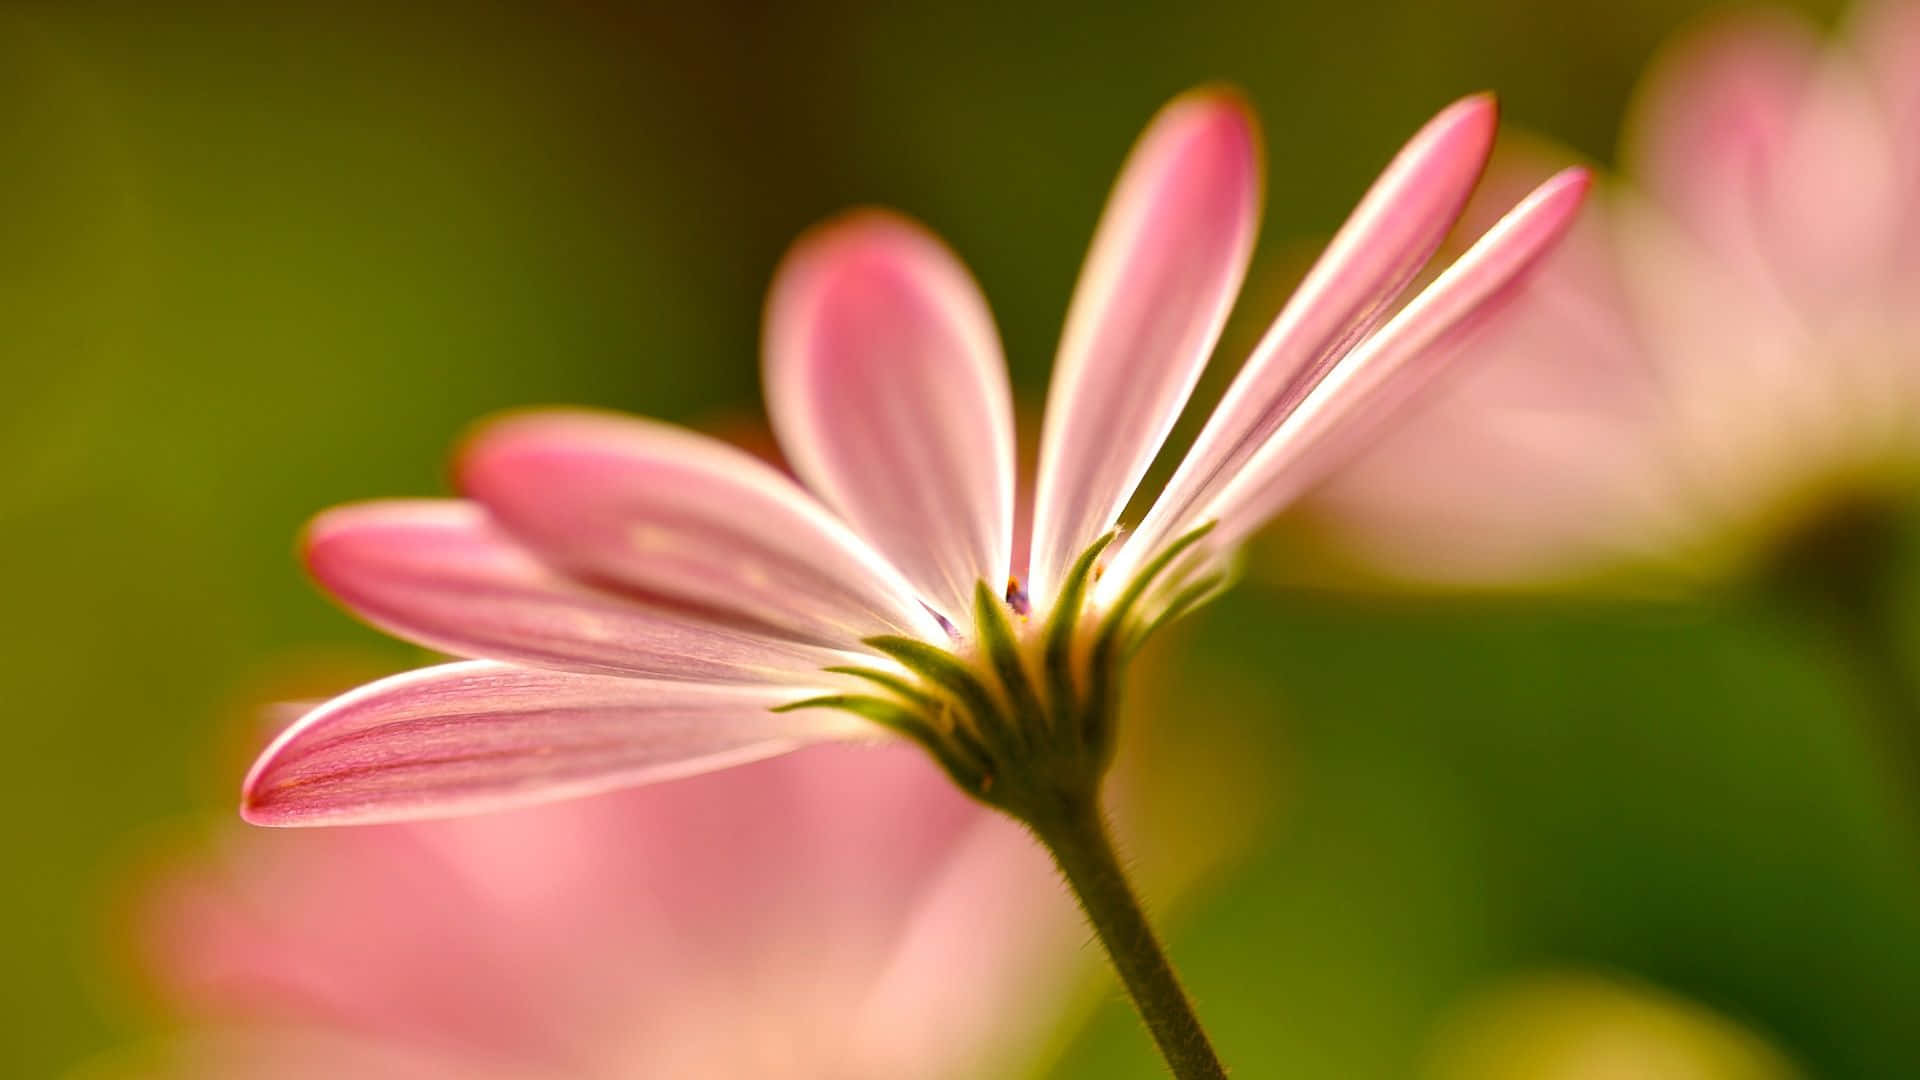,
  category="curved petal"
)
[1105,167,1594,592]
[1622,10,1818,280]
[1852,0,1920,276]
[458,410,944,647]
[849,810,1084,1078]
[1195,169,1595,555]
[1025,89,1262,602]
[763,211,1016,623]
[1308,179,1689,586]
[242,662,857,826]
[305,500,857,682]
[1118,93,1499,575]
